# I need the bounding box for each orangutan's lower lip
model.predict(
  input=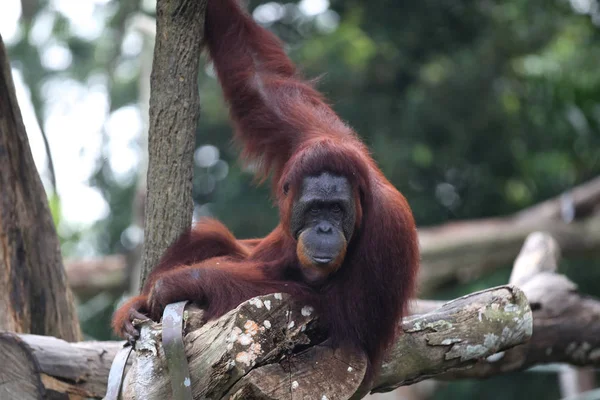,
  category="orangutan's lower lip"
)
[313,257,332,264]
